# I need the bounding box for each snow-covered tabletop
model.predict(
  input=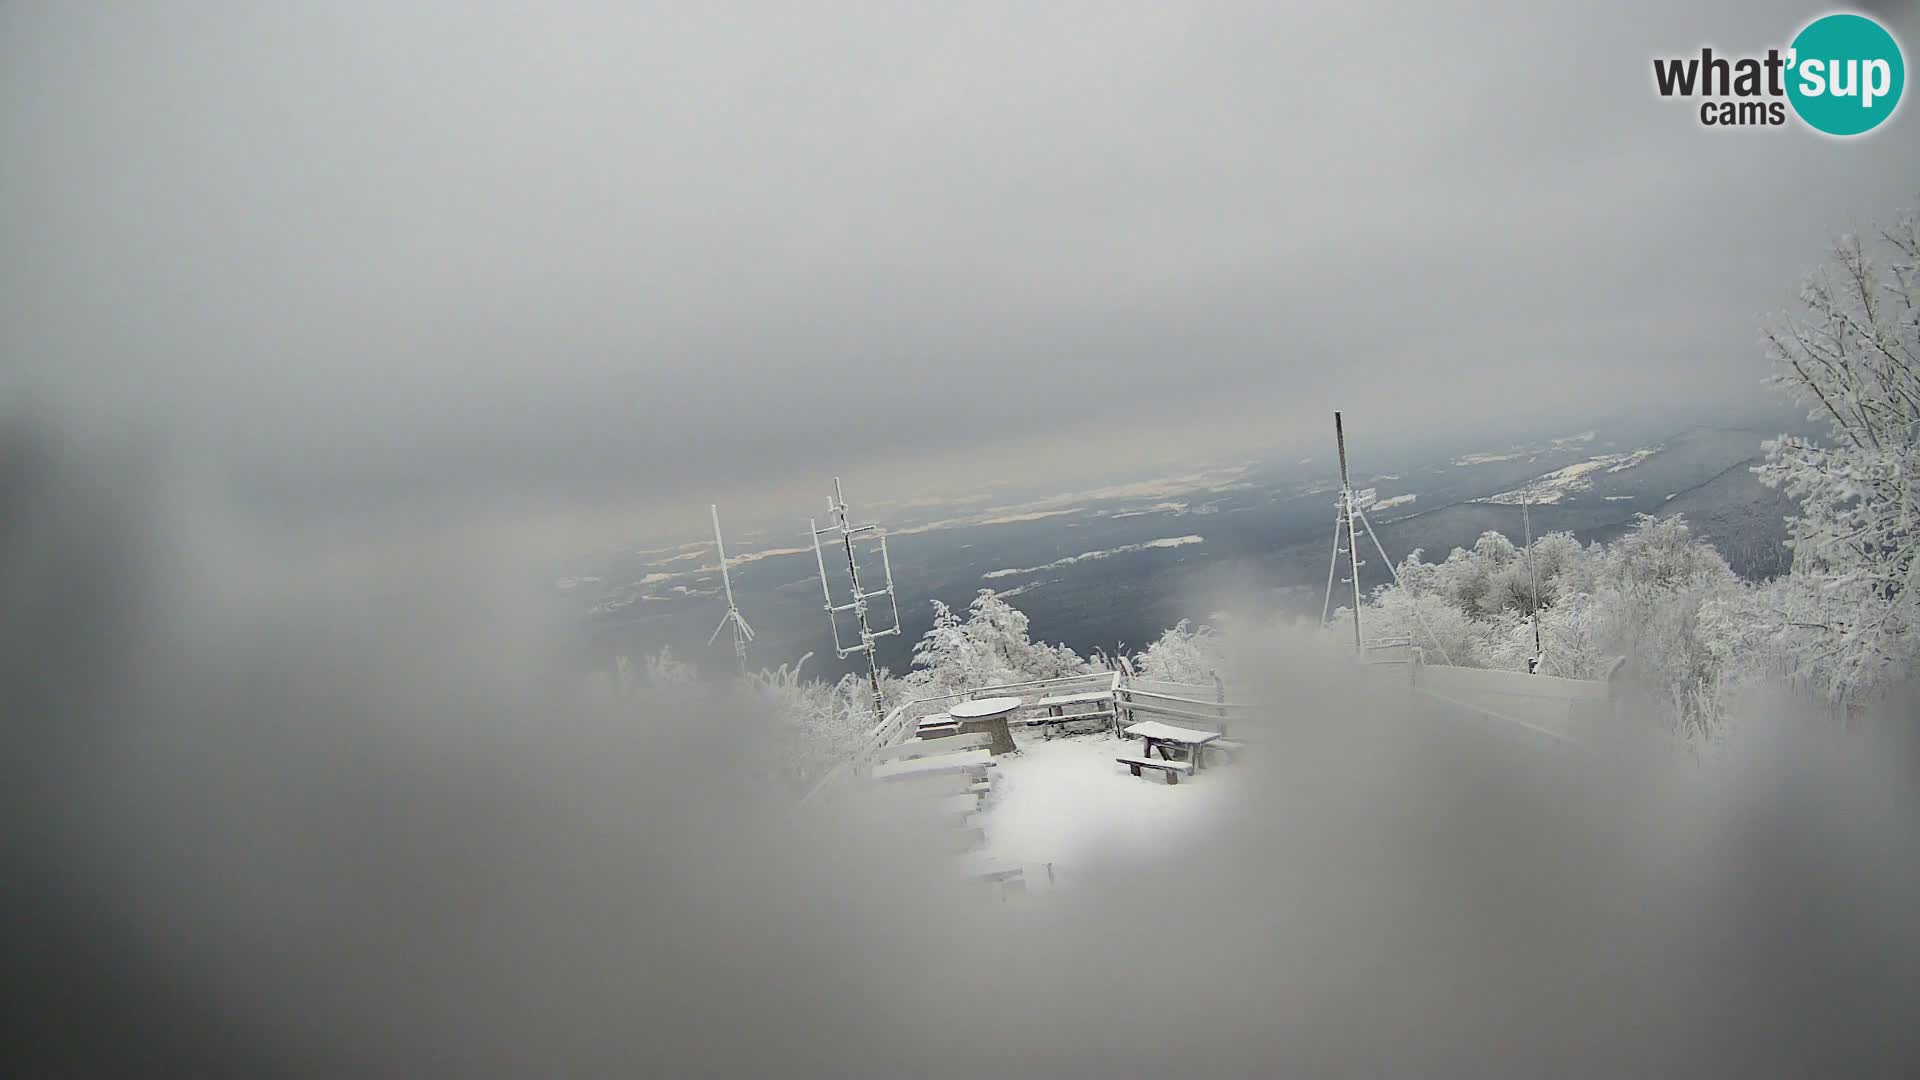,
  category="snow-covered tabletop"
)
[1125,720,1223,773]
[947,696,1023,719]
[1122,720,1222,746]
